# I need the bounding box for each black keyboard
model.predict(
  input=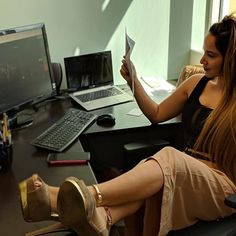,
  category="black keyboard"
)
[77,87,122,102]
[31,108,97,152]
